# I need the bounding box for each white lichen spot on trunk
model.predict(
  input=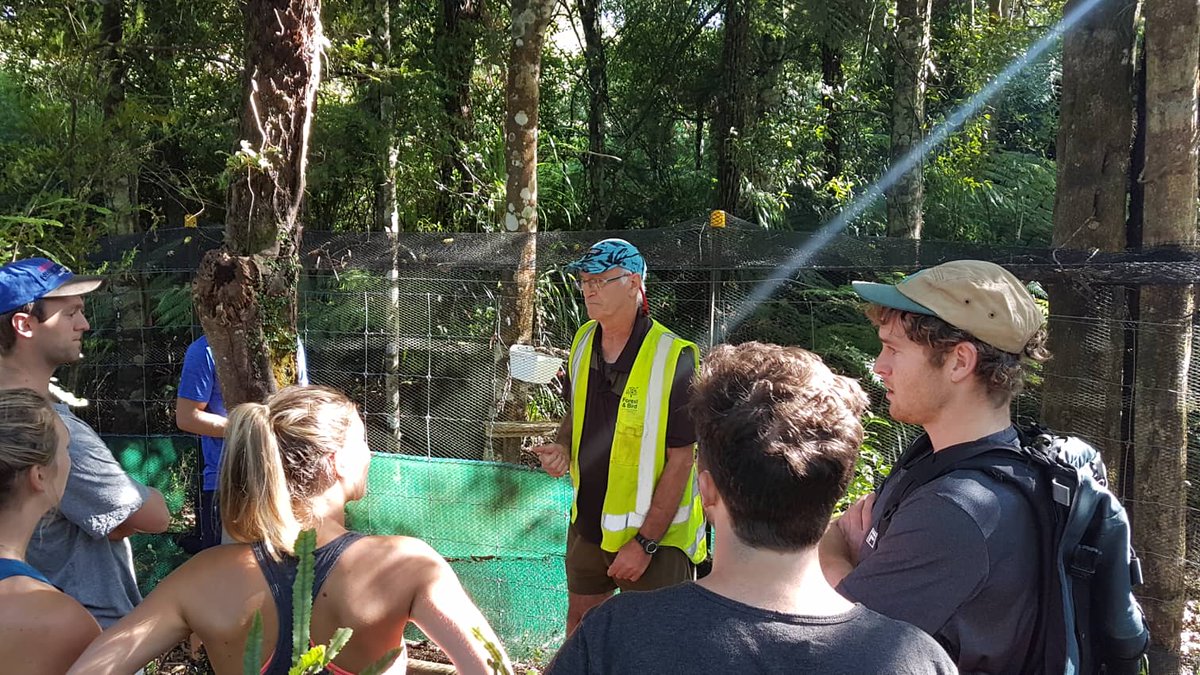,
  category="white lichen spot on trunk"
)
[514,110,529,126]
[505,212,520,231]
[520,187,532,201]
